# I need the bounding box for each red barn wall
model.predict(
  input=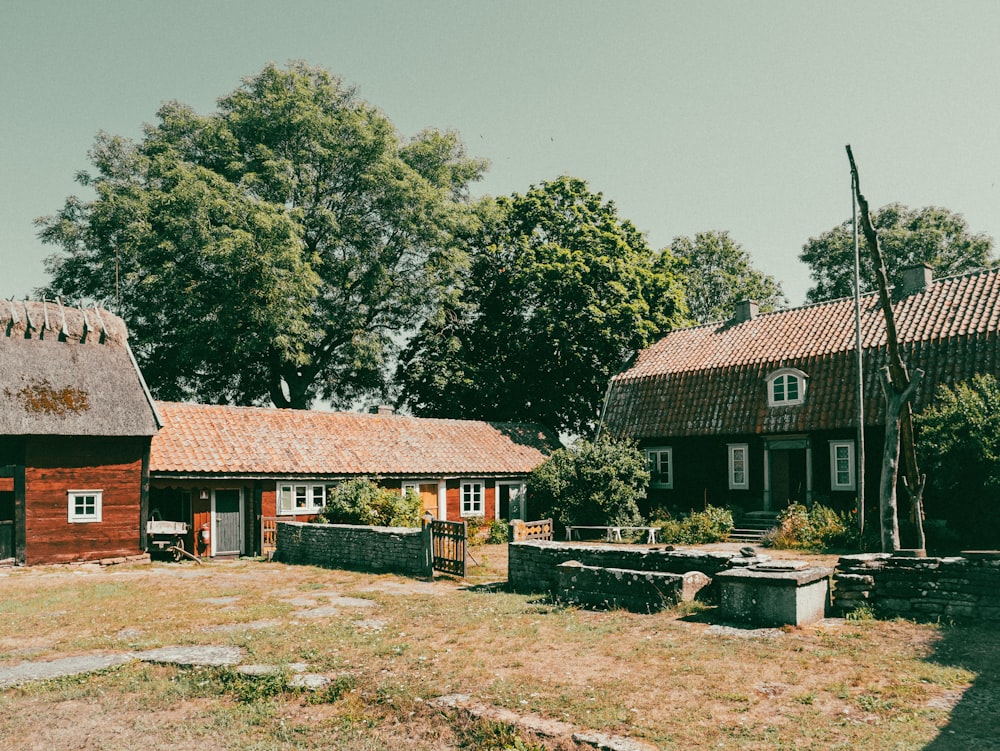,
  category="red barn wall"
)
[24,436,148,565]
